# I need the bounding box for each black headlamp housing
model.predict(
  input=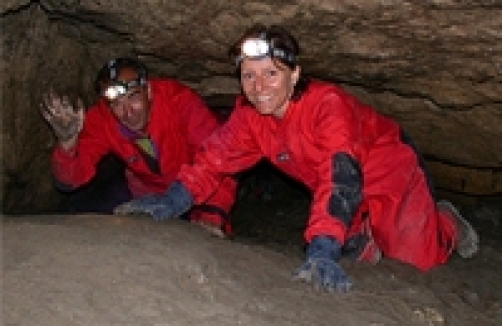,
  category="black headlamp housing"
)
[235,36,296,67]
[103,78,146,101]
[95,57,148,100]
